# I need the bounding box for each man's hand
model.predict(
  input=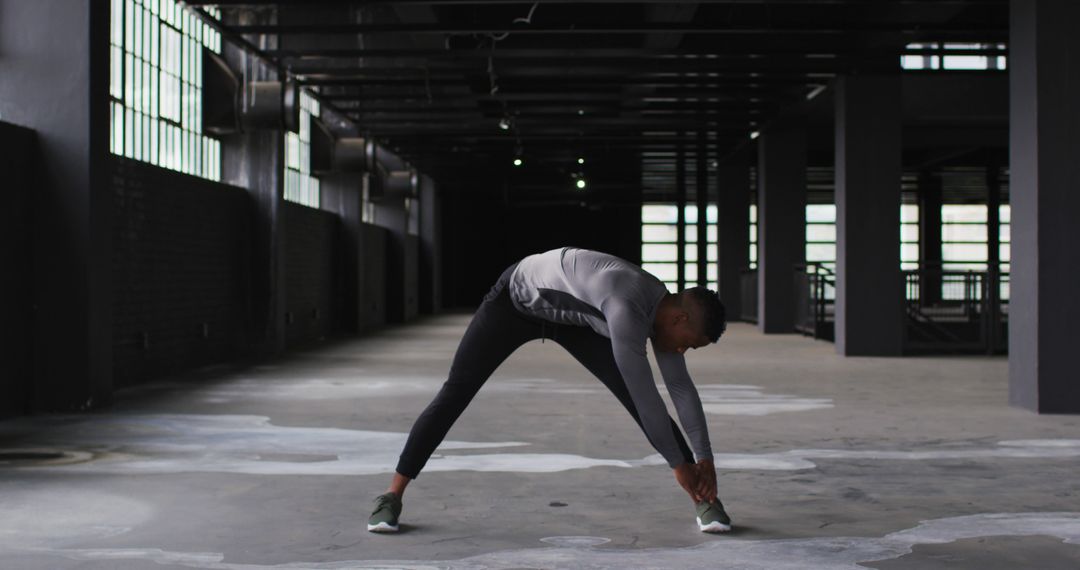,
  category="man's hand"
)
[694,458,717,503]
[673,462,702,502]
